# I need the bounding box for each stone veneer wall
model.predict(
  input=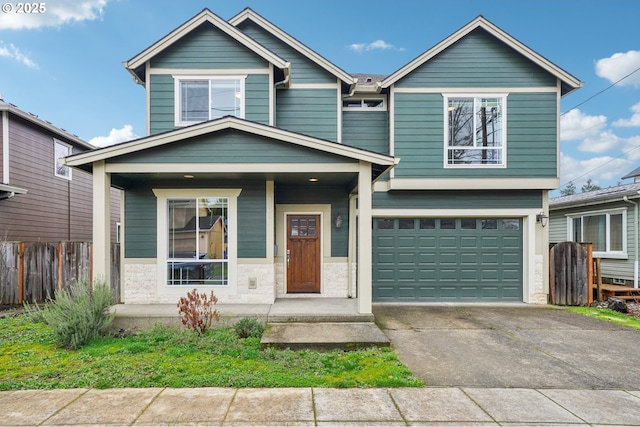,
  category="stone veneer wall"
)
[123,261,275,304]
[529,254,547,304]
[274,259,350,298]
